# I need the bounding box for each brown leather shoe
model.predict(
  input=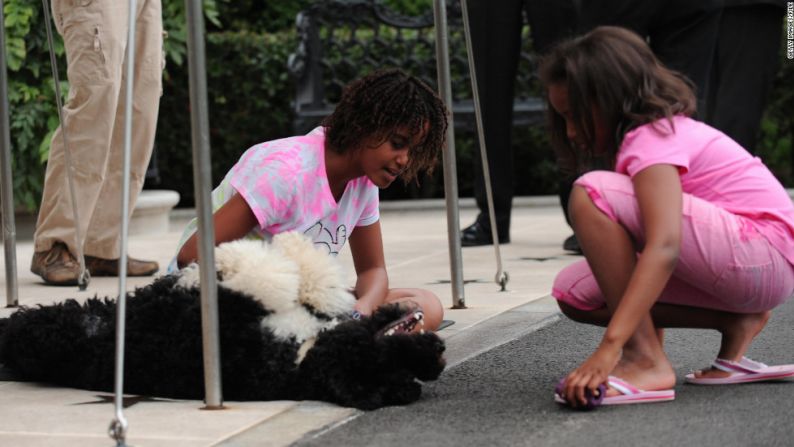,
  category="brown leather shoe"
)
[30,241,80,285]
[85,255,159,277]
